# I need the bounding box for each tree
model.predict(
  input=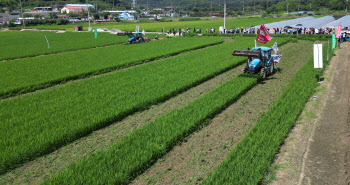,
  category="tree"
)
[23,13,32,18]
[100,12,110,19]
[93,13,100,20]
[150,10,163,20]
[34,14,42,19]
[68,12,78,18]
[111,12,119,20]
